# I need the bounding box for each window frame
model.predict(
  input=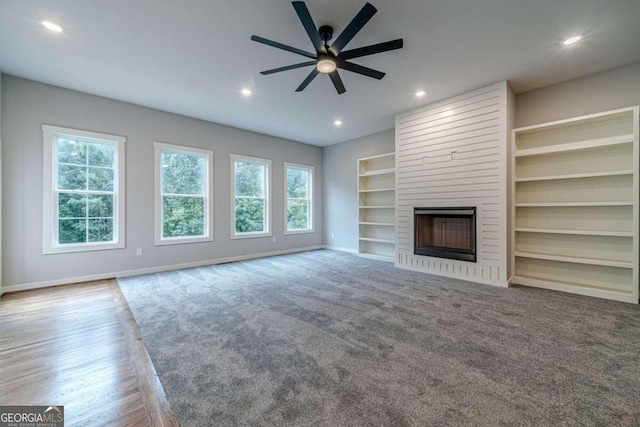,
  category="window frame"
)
[42,124,126,254]
[284,162,314,235]
[154,142,214,246]
[230,154,272,239]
